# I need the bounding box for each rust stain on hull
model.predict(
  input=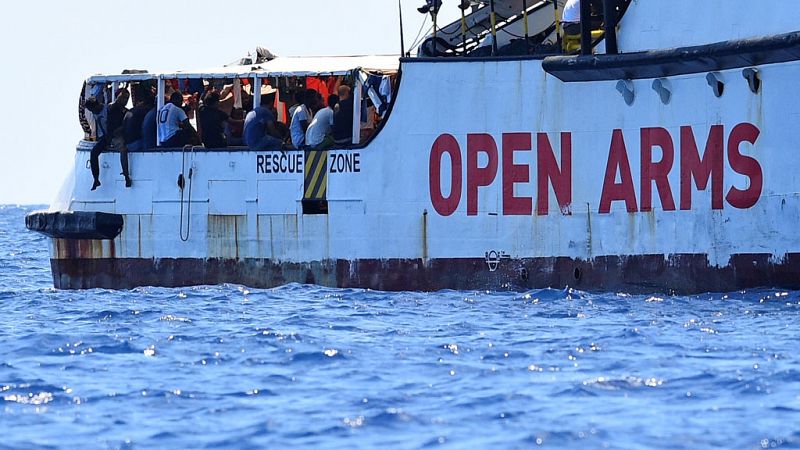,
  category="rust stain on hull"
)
[49,253,800,294]
[54,238,116,260]
[207,215,246,259]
